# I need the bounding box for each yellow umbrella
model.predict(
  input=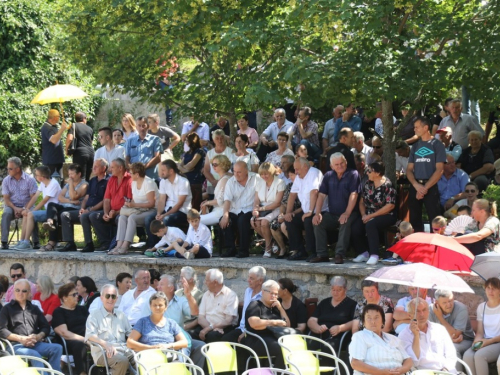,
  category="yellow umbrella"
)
[31,84,88,118]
